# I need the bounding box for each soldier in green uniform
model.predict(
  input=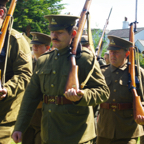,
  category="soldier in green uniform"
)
[104,51,110,64]
[0,0,32,144]
[12,15,110,144]
[81,34,106,66]
[22,32,51,144]
[96,35,144,144]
